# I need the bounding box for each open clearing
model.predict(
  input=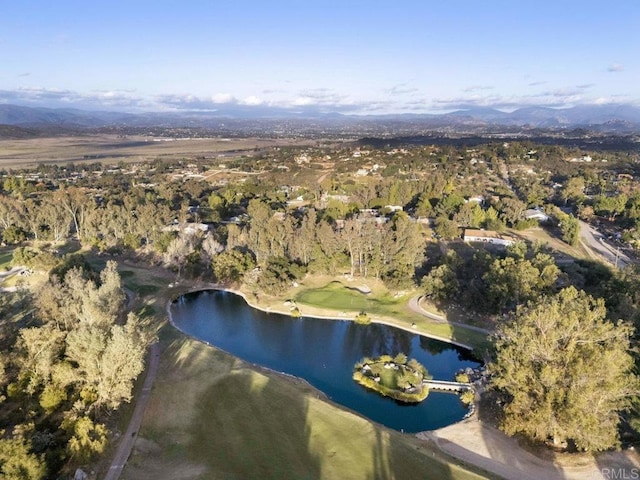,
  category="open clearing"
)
[120,336,490,480]
[295,280,407,316]
[0,134,317,168]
